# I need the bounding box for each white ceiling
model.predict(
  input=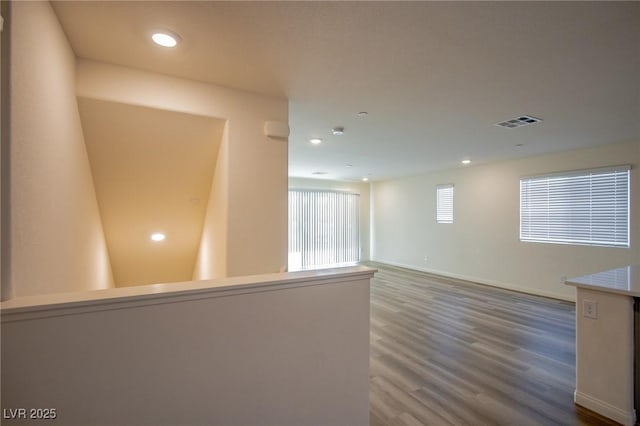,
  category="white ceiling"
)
[78,98,225,286]
[53,1,639,182]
